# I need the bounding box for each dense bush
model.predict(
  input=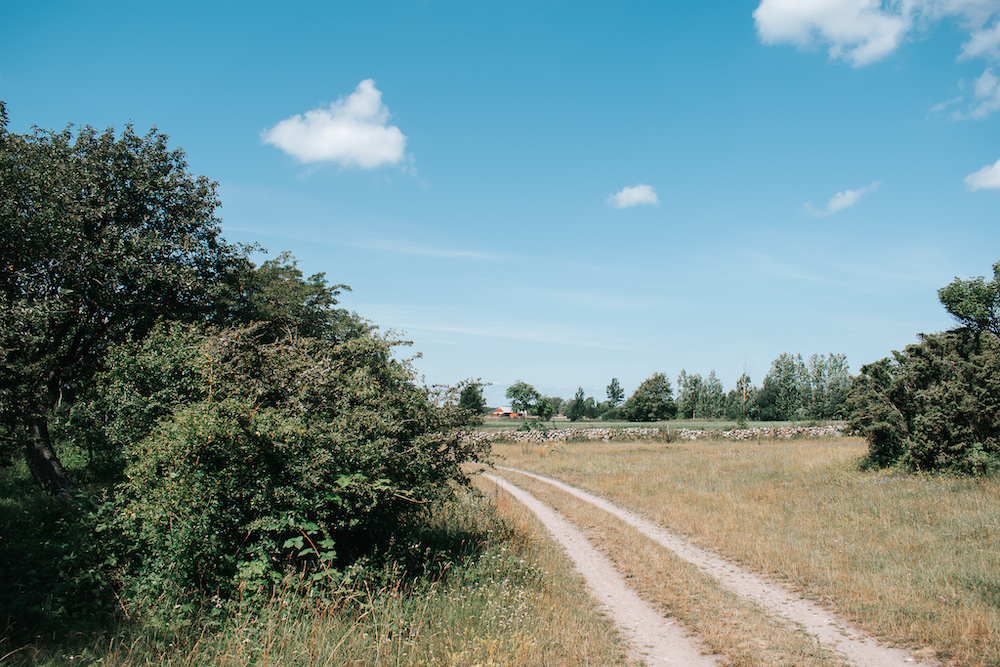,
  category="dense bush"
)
[87,322,483,610]
[847,330,1000,474]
